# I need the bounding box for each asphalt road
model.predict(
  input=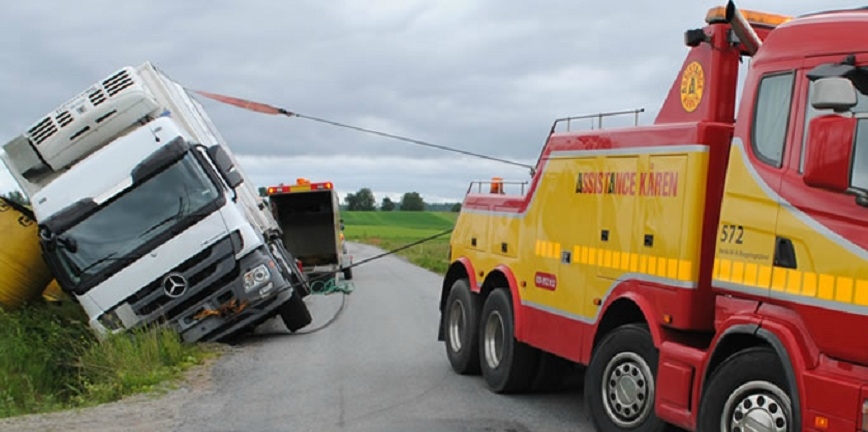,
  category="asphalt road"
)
[175,242,592,432]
